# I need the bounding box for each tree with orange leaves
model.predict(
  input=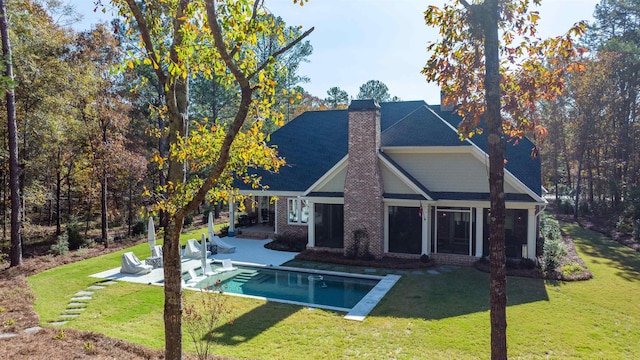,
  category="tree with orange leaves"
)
[422,1,586,358]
